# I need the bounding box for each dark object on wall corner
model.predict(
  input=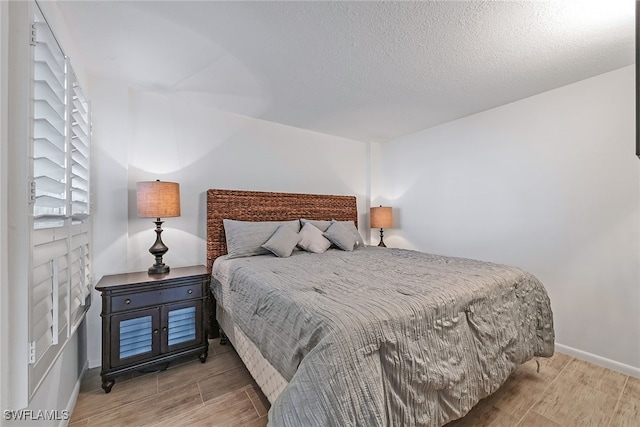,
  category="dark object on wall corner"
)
[137,180,181,275]
[636,0,640,157]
